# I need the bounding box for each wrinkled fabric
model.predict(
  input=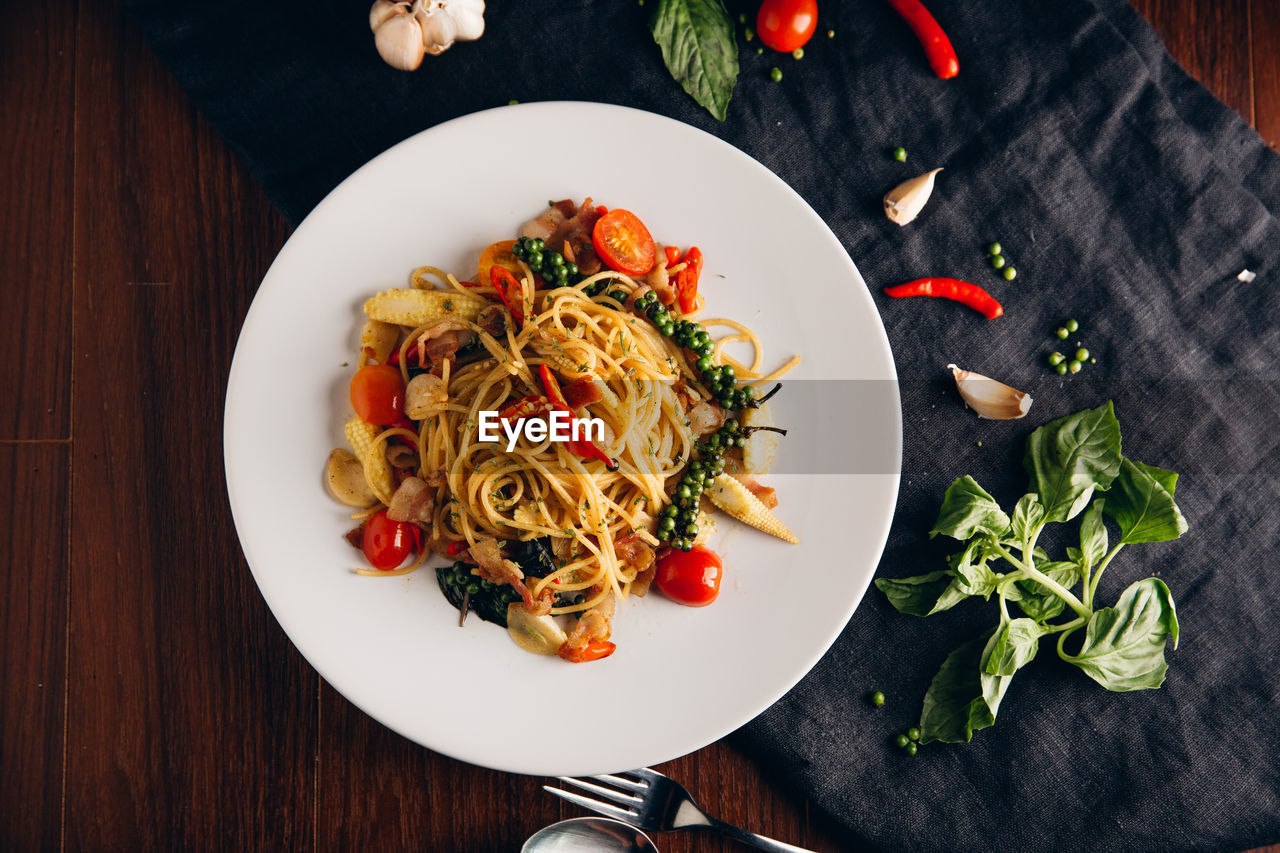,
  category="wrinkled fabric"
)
[124,0,1280,848]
